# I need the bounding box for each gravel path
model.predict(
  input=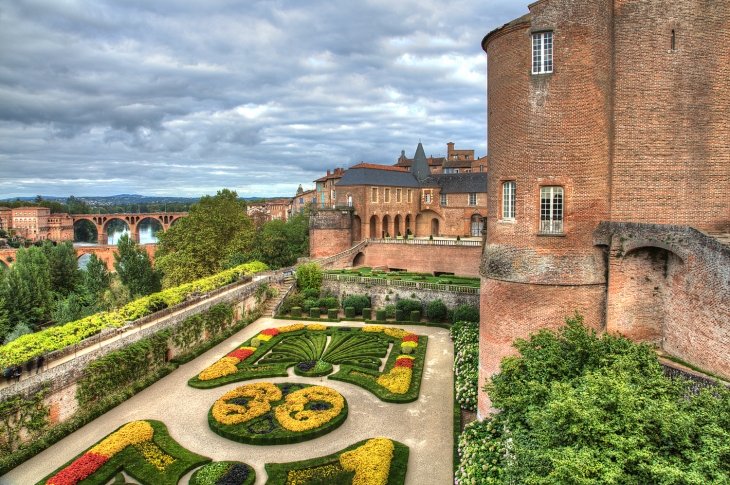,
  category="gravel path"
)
[1,318,454,485]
